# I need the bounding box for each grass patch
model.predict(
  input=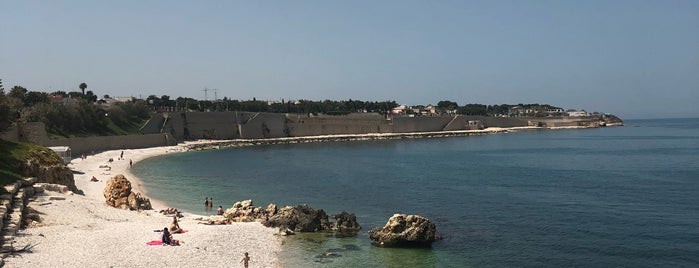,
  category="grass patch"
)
[0,138,32,186]
[0,138,60,187]
[45,116,149,138]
